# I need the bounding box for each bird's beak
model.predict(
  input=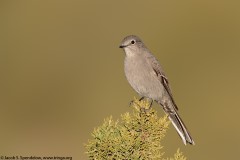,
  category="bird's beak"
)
[119,45,126,48]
